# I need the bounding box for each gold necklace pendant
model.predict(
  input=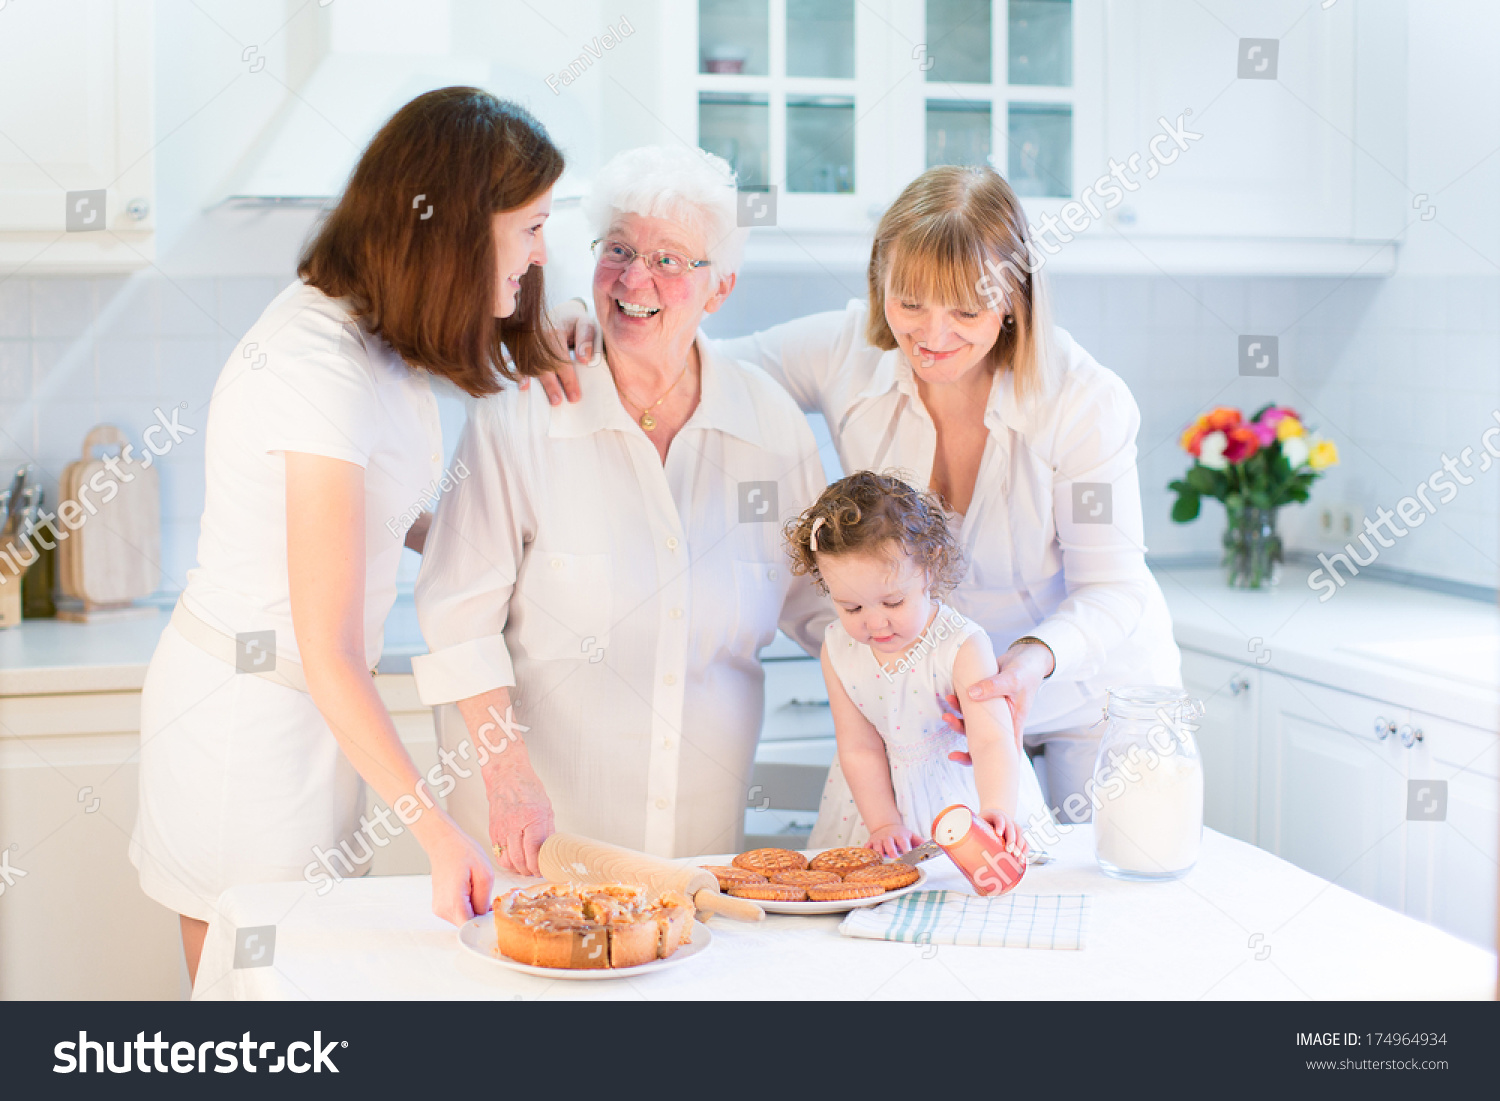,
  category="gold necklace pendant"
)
[639,412,657,431]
